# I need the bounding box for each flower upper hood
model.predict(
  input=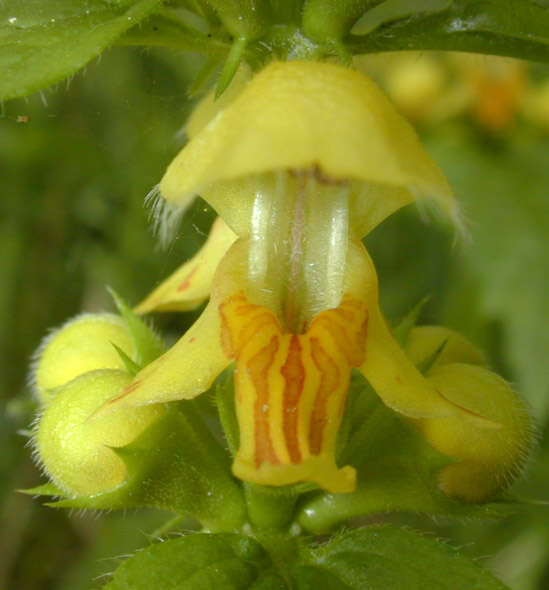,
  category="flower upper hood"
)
[159,60,461,238]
